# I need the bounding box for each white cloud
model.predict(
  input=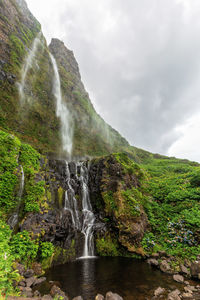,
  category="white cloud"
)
[168,113,200,162]
[26,0,200,162]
